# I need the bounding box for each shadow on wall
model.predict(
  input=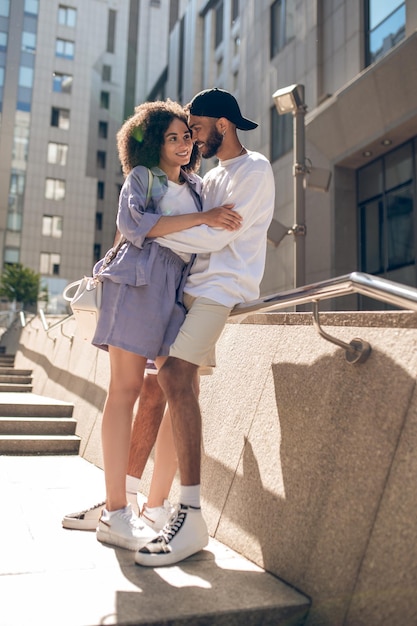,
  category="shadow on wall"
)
[14,322,417,625]
[211,347,417,626]
[17,343,107,409]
